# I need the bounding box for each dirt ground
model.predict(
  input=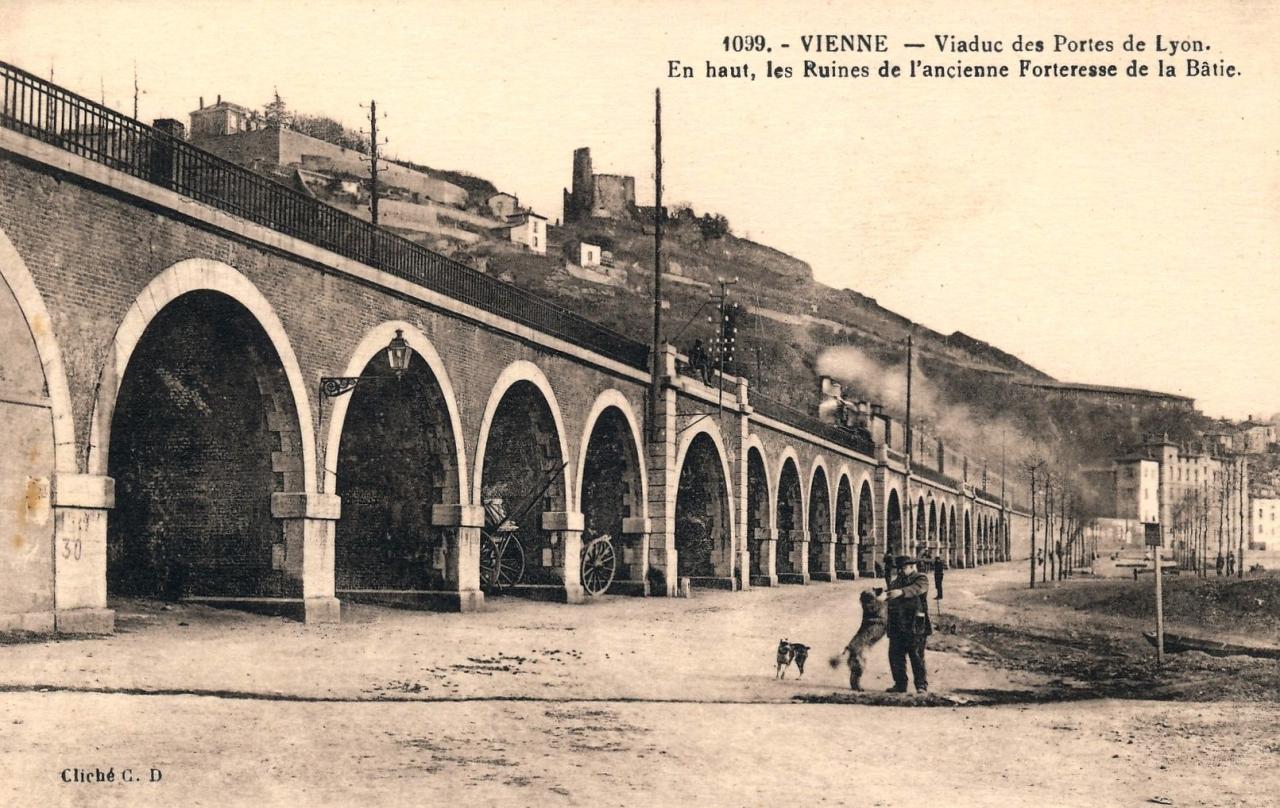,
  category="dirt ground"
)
[3,563,1278,807]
